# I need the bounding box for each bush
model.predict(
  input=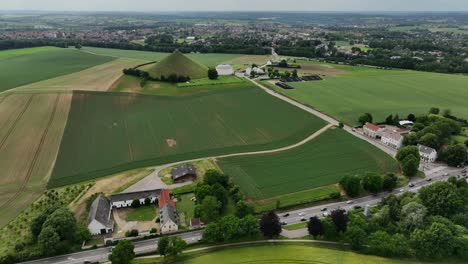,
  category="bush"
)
[125,229,139,237]
[131,199,141,208]
[150,228,157,234]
